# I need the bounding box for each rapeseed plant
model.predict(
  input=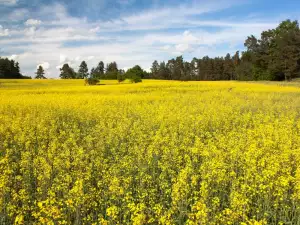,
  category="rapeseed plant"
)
[0,79,300,224]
